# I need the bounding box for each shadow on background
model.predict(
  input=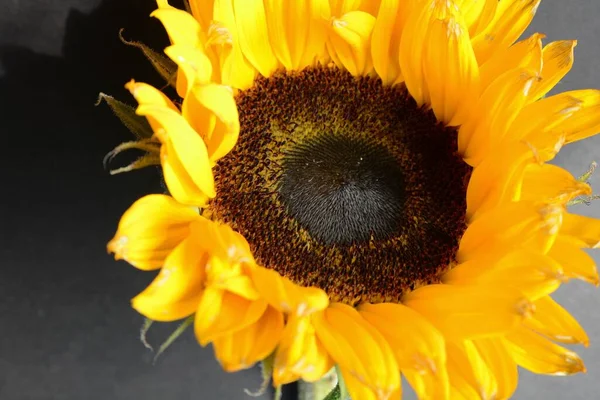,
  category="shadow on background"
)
[0,0,291,398]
